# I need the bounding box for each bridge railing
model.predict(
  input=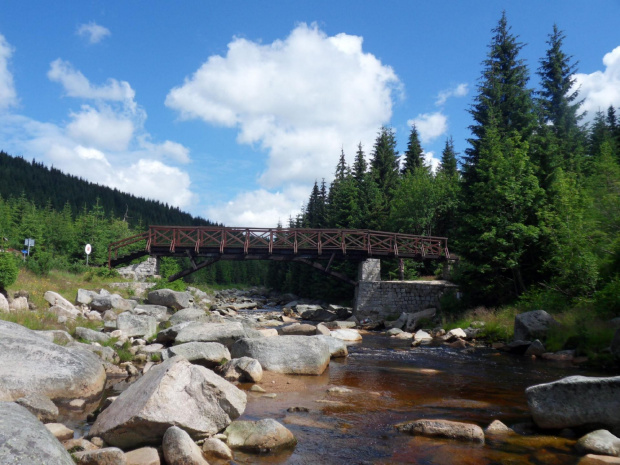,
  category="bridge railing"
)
[146,226,449,256]
[109,226,451,267]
